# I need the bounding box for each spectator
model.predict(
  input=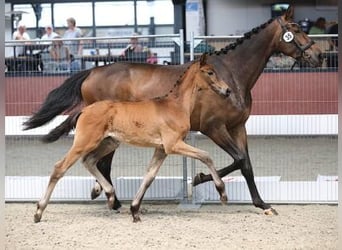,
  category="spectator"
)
[63,17,82,71]
[121,33,144,56]
[48,36,71,71]
[63,17,83,56]
[146,51,158,64]
[12,21,30,56]
[327,23,338,68]
[309,17,326,34]
[41,25,59,41]
[328,23,338,49]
